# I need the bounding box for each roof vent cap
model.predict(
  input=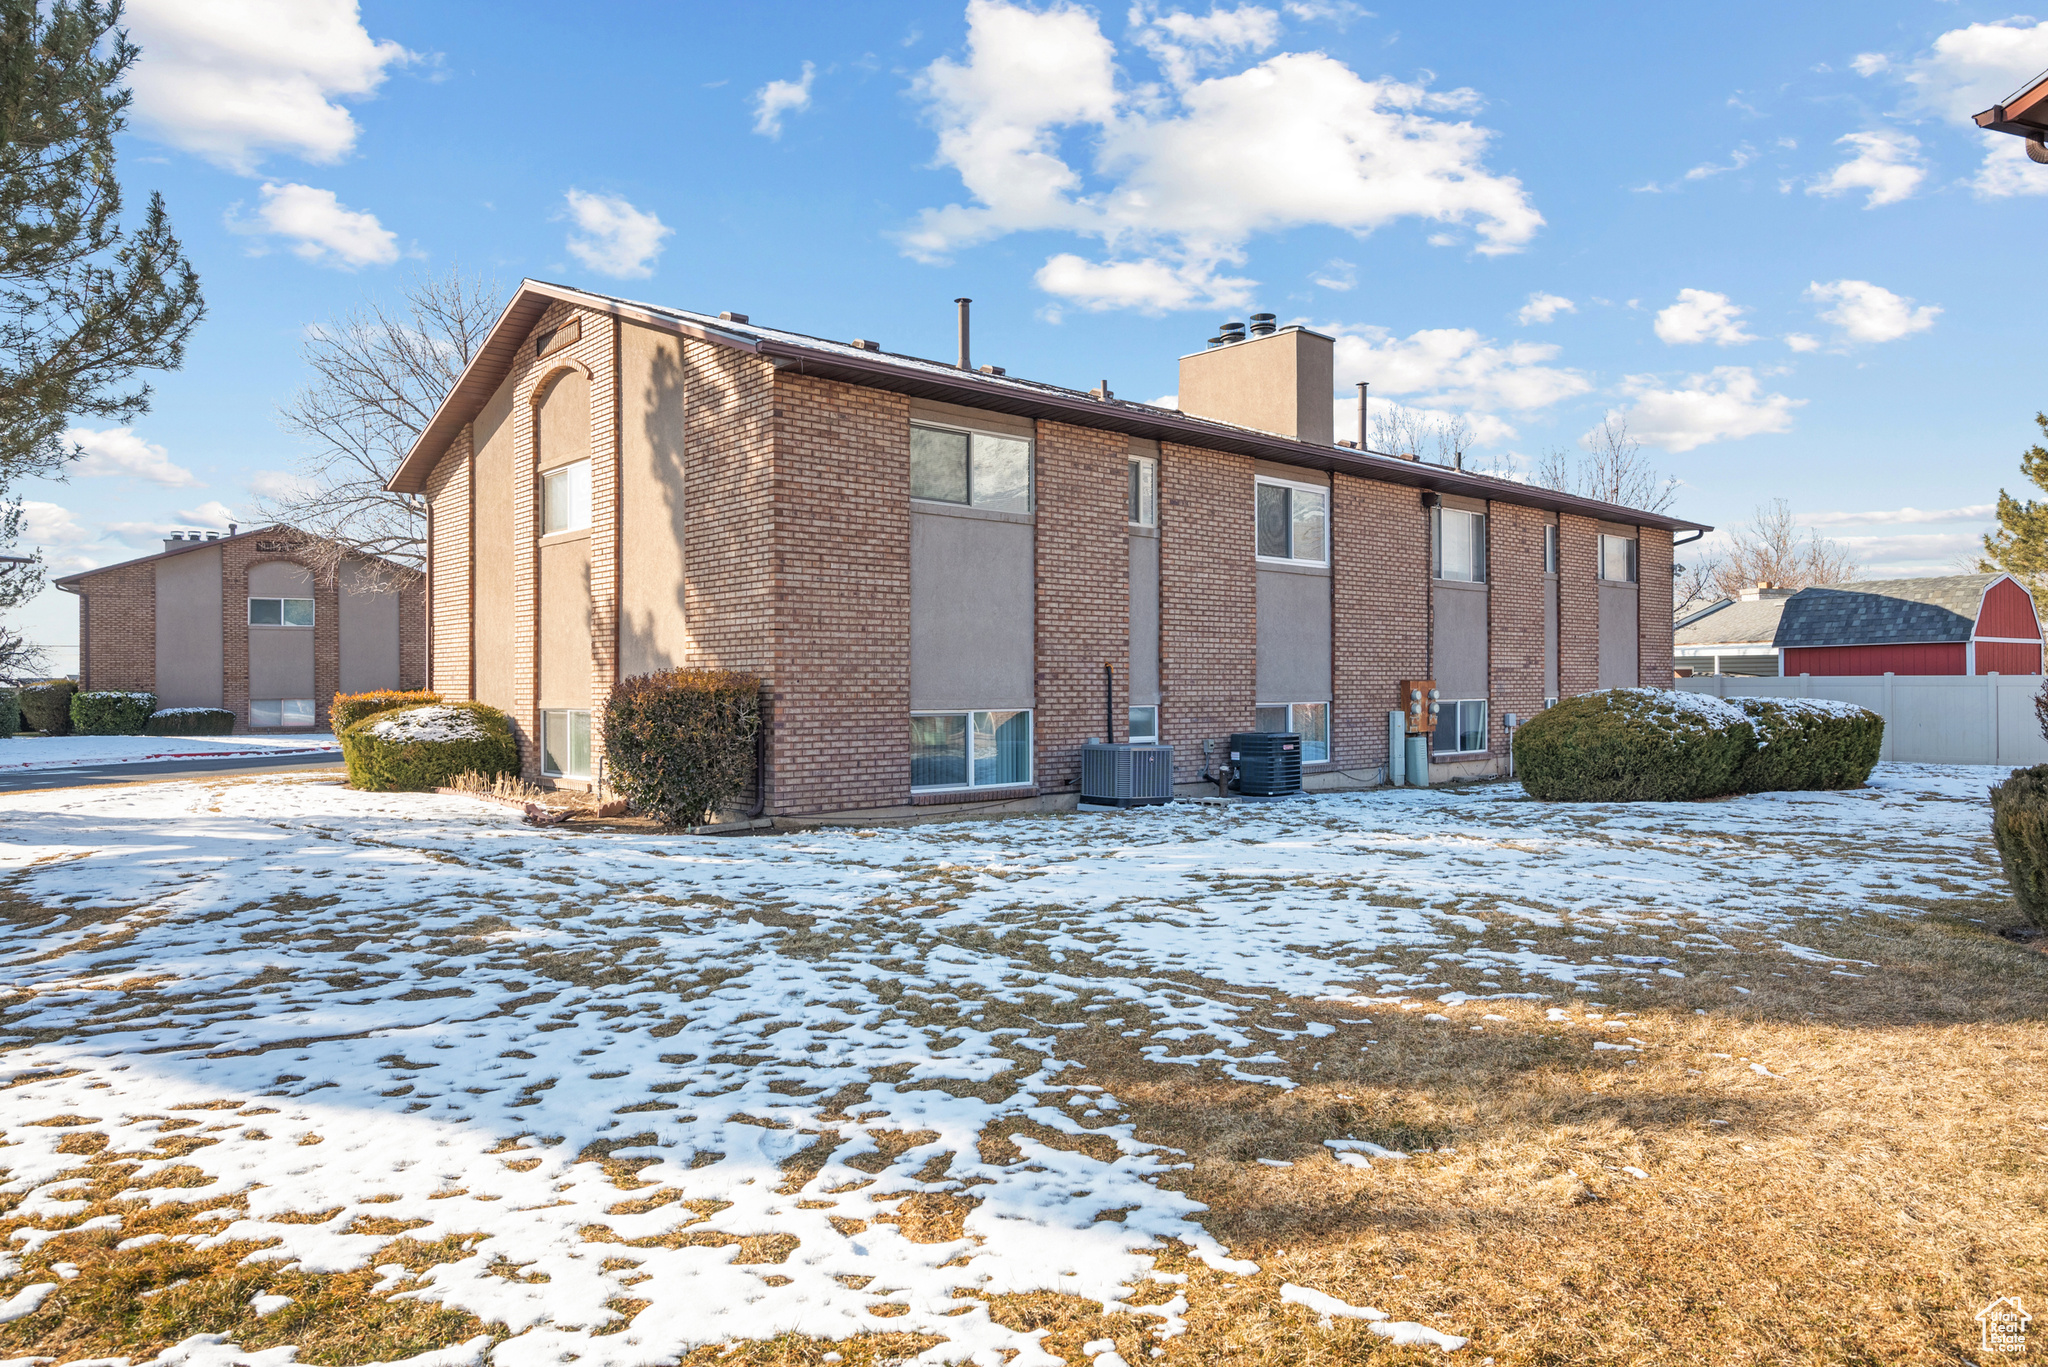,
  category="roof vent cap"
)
[1248,313,1276,337]
[1218,320,1246,342]
[719,311,749,324]
[851,338,880,352]
[977,364,1006,375]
